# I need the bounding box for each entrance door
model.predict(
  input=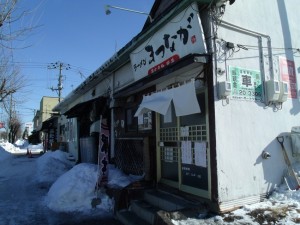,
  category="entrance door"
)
[157,92,210,198]
[158,103,179,185]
